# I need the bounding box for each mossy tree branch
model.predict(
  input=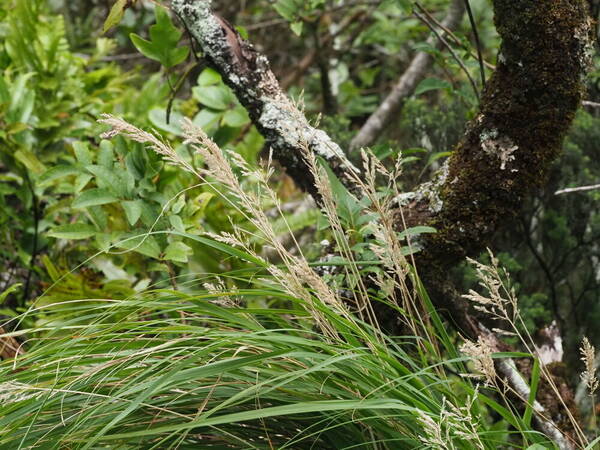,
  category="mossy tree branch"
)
[408,0,593,337]
[171,0,594,447]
